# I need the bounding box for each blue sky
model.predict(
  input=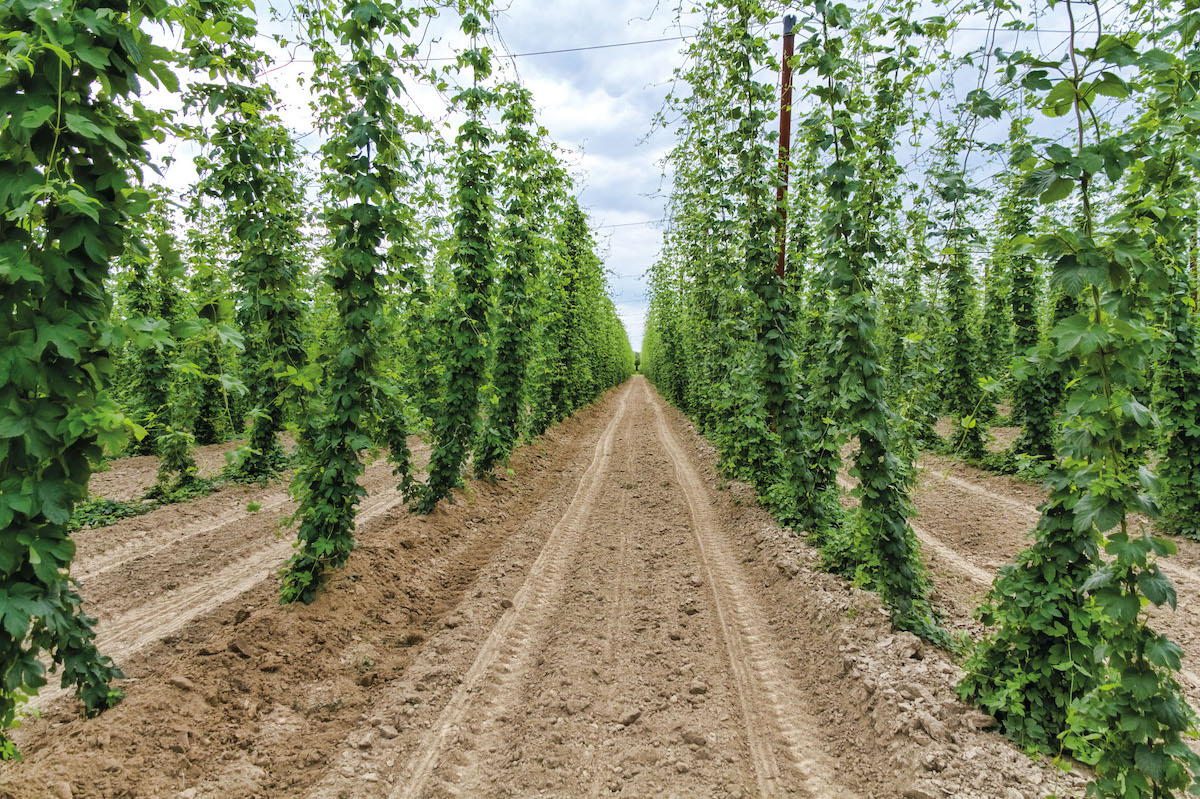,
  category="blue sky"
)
[489,0,698,351]
[150,0,1135,352]
[154,1,703,351]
